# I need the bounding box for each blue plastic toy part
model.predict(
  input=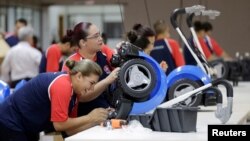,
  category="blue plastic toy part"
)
[130,53,211,114]
[0,80,11,103]
[166,65,212,87]
[14,79,27,92]
[130,51,168,114]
